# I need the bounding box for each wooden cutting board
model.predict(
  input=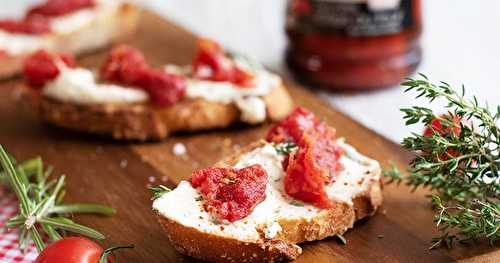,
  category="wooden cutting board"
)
[0,10,497,263]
